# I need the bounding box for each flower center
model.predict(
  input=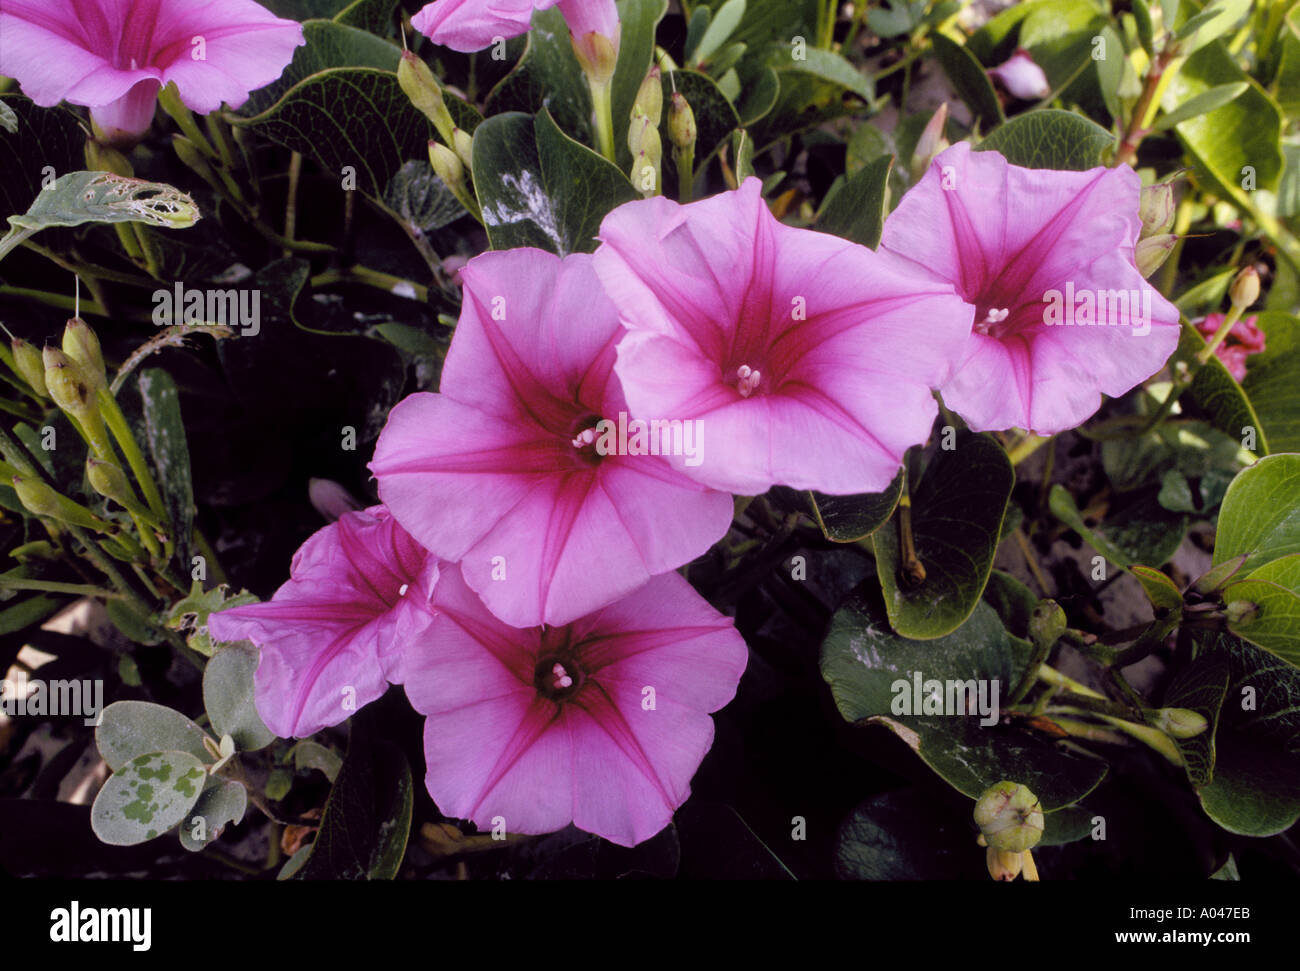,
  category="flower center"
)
[566,414,605,467]
[734,364,763,398]
[533,655,586,702]
[973,305,1012,338]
